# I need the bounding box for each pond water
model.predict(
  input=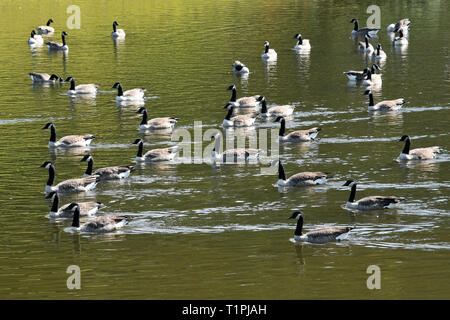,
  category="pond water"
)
[0,0,449,299]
